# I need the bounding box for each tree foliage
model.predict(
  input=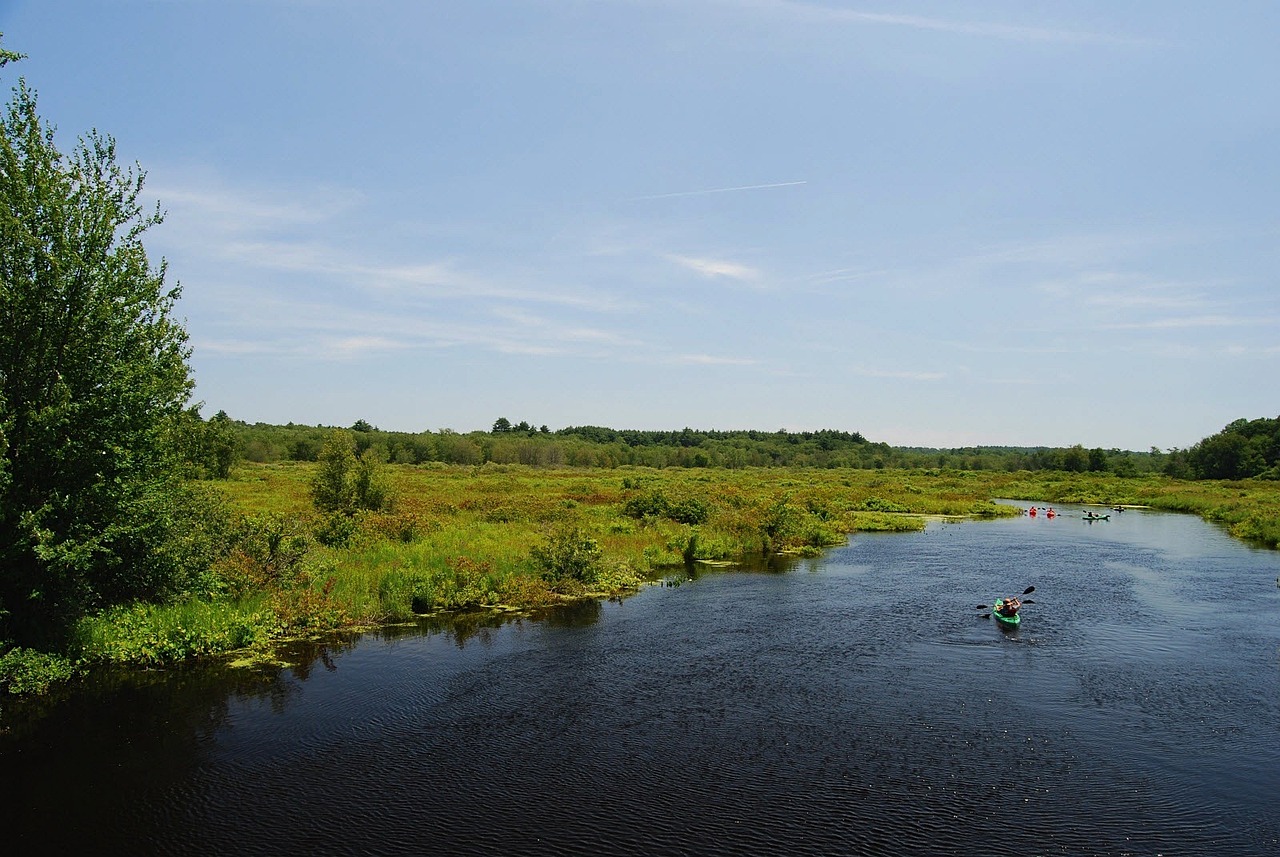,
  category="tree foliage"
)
[530,526,602,587]
[169,408,239,479]
[226,418,1184,474]
[0,45,198,644]
[311,429,392,515]
[1187,417,1280,480]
